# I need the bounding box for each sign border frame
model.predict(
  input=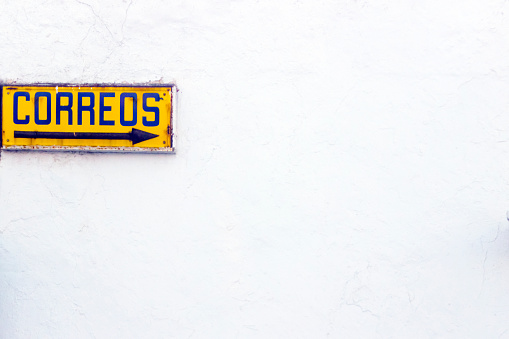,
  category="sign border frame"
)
[0,83,177,154]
